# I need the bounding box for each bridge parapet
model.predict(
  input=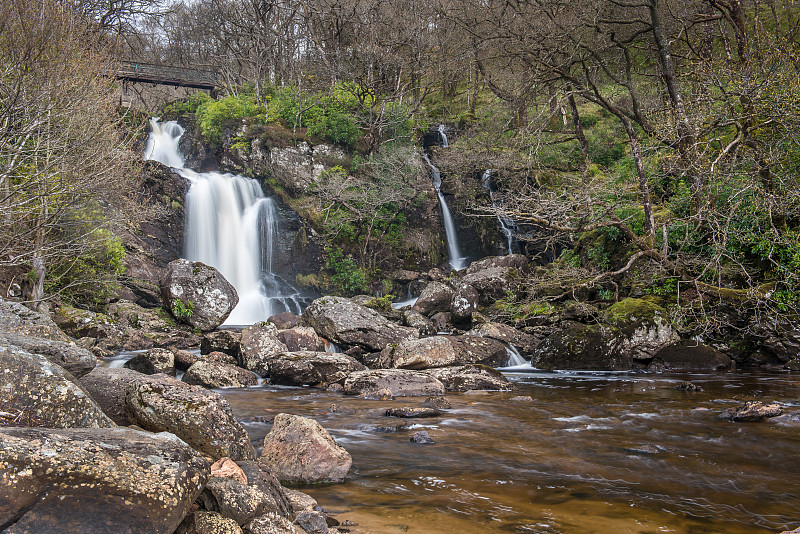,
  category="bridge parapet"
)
[117,61,219,90]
